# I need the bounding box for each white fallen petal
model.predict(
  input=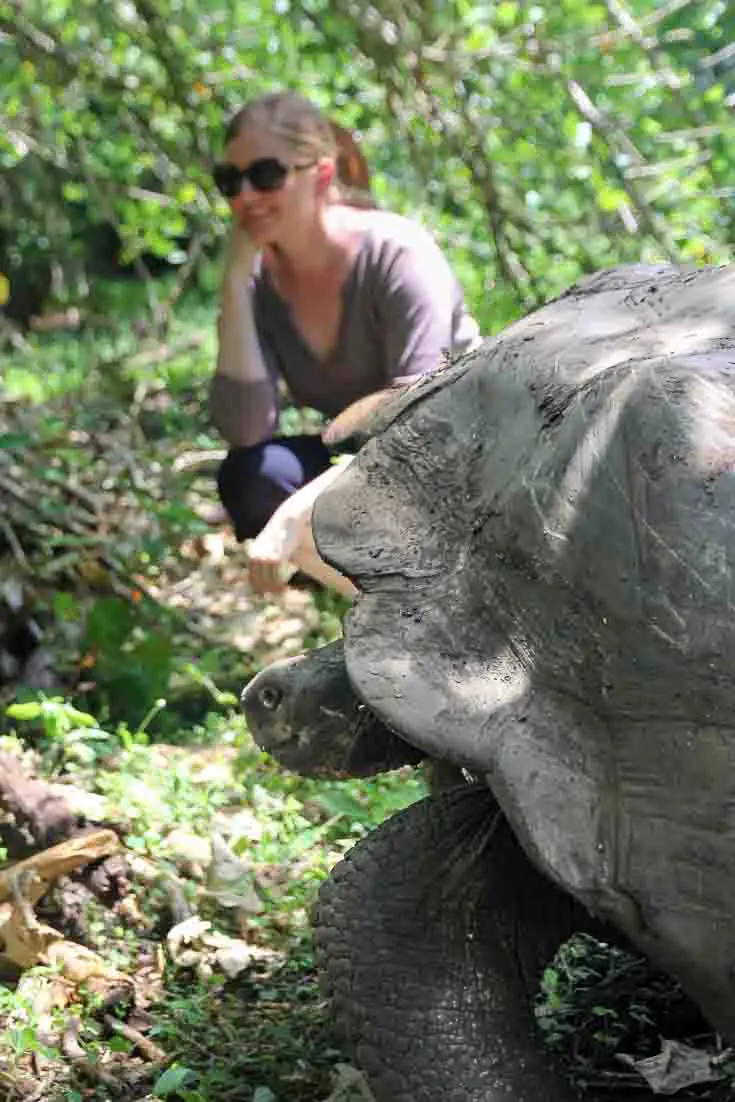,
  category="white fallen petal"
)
[167,915,211,959]
[214,942,252,978]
